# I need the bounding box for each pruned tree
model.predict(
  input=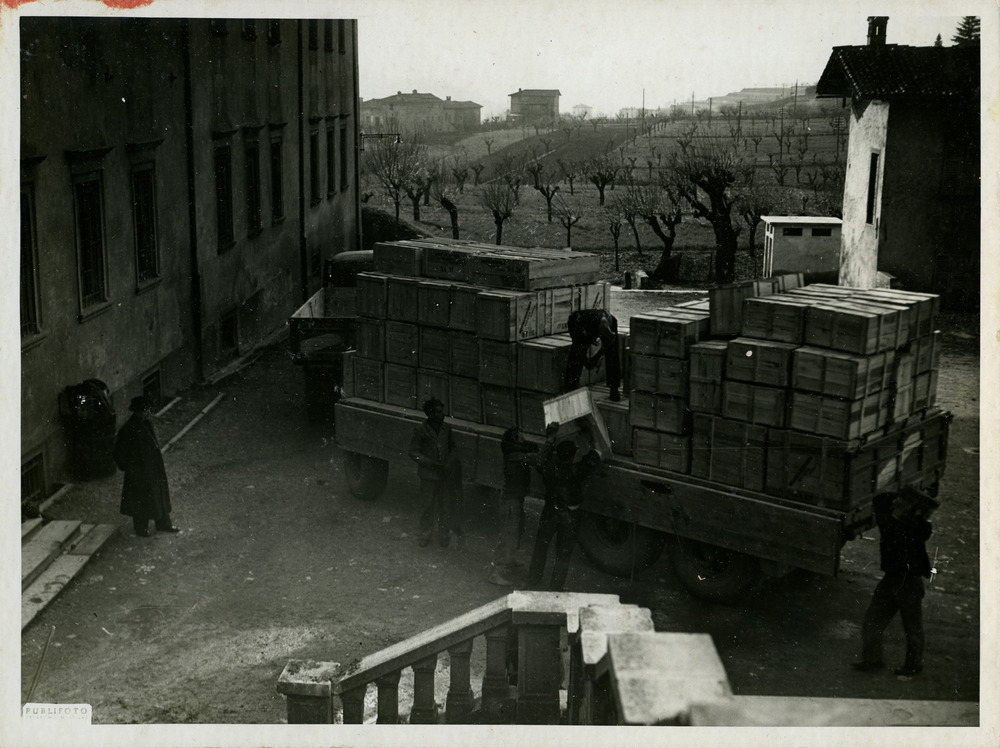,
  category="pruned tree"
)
[479,181,517,245]
[404,167,428,221]
[470,162,485,185]
[585,155,619,206]
[365,127,426,231]
[534,177,560,223]
[484,137,495,155]
[554,195,581,247]
[604,205,624,272]
[495,152,525,205]
[450,164,469,193]
[557,159,579,194]
[434,184,460,240]
[612,191,642,255]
